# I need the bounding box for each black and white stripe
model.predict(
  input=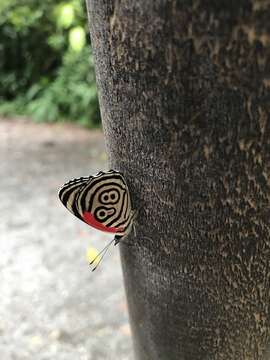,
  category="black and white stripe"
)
[58,176,90,221]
